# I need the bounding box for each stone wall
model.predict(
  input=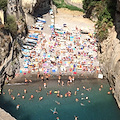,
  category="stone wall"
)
[98,0,120,108]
